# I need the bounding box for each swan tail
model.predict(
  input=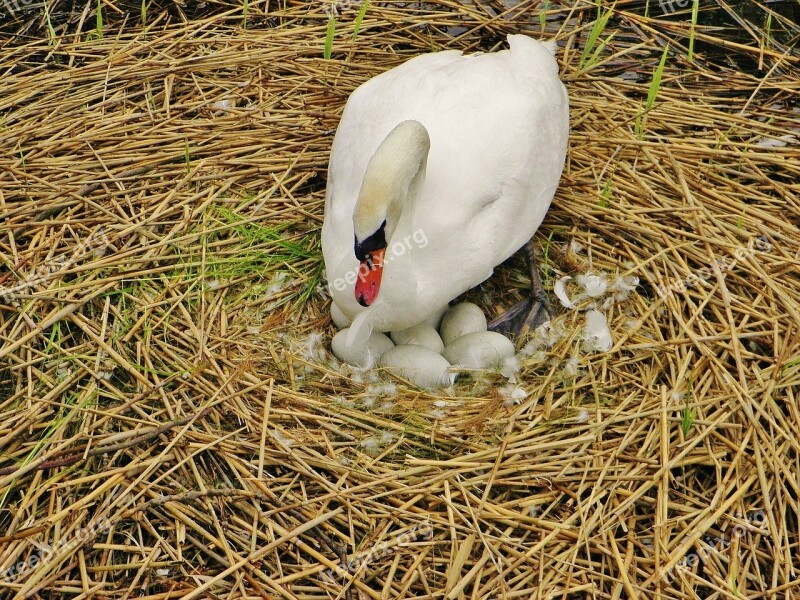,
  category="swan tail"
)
[507,34,559,75]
